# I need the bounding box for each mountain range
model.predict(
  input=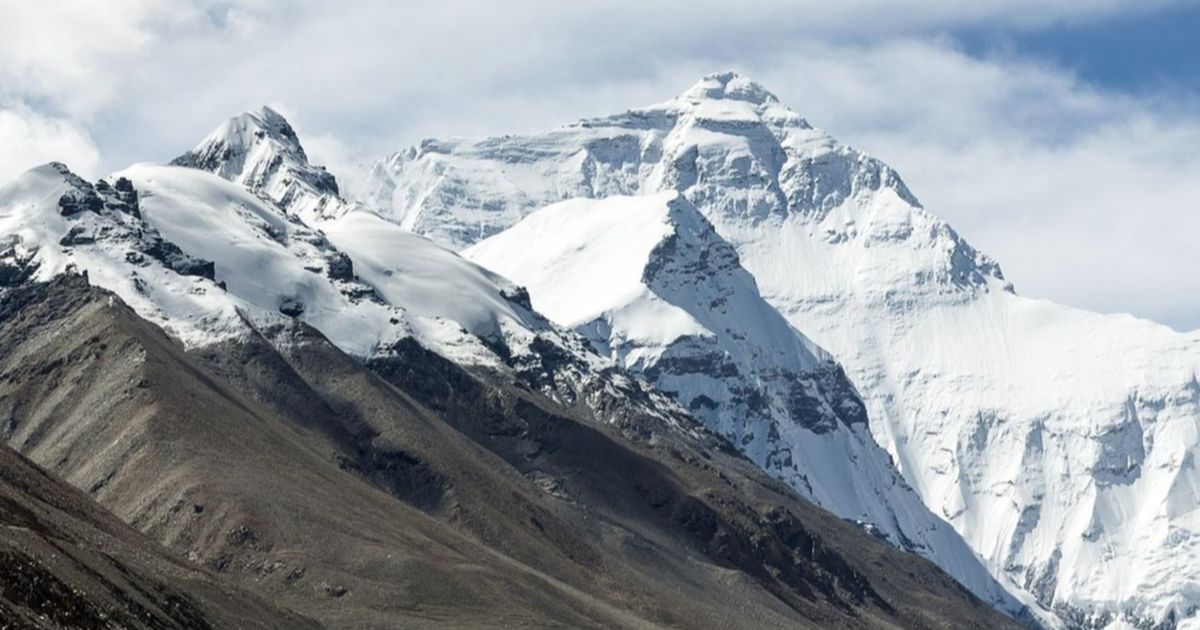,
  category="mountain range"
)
[0,71,1195,629]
